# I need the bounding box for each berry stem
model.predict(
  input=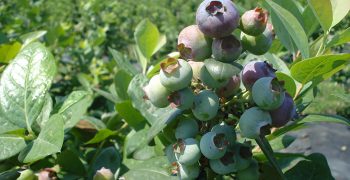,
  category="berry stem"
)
[255,136,286,180]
